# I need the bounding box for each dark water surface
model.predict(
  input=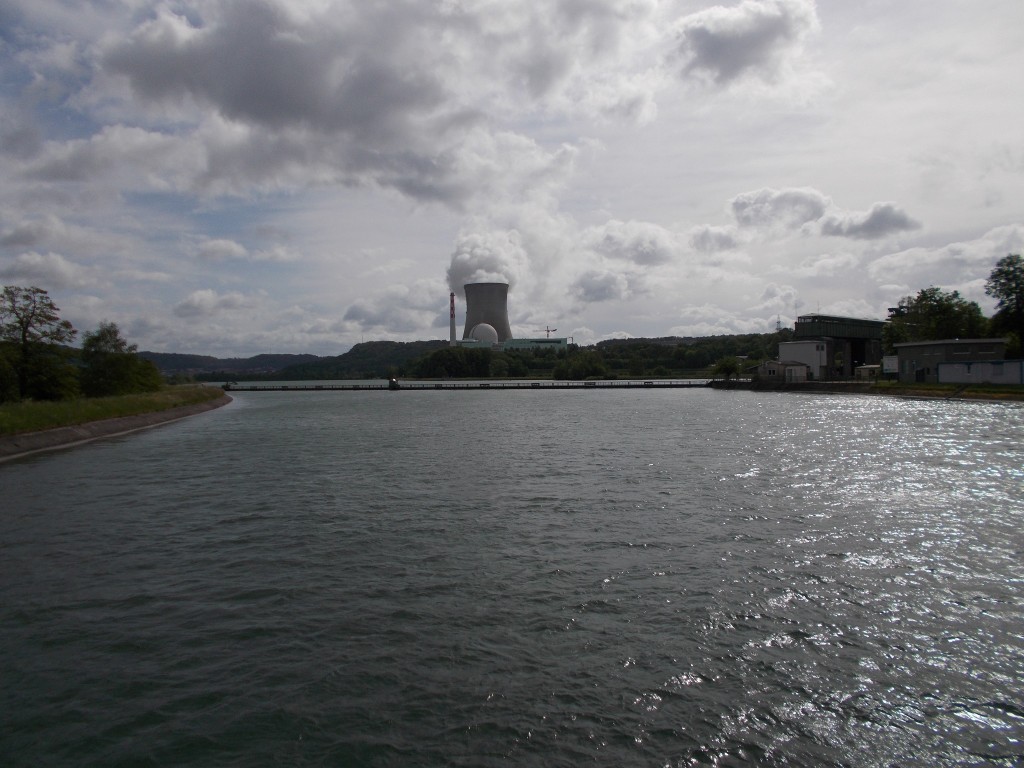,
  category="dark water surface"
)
[2,389,1023,766]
